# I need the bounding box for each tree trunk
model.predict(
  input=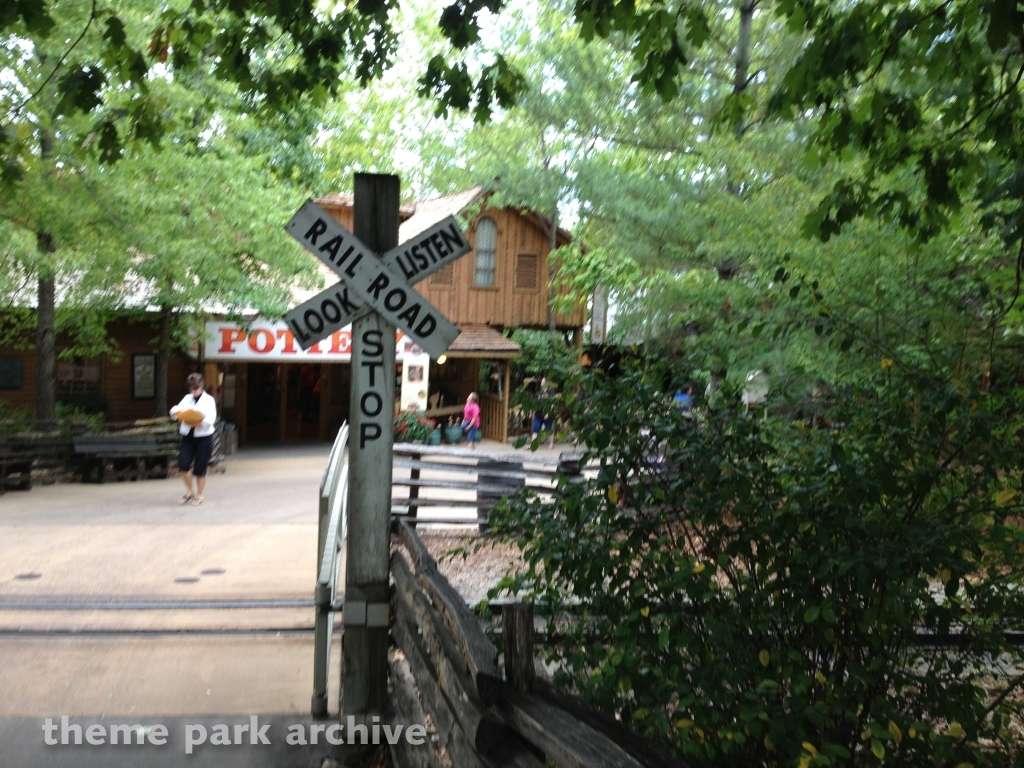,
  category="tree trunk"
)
[35,127,57,427]
[710,1,756,388]
[35,271,56,427]
[734,0,755,102]
[155,302,172,416]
